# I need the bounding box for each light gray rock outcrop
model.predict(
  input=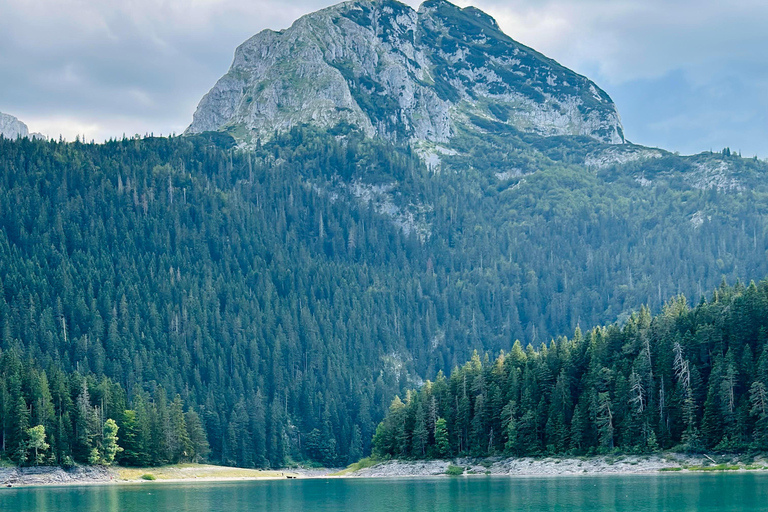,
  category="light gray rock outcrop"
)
[187,0,624,147]
[0,112,29,139]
